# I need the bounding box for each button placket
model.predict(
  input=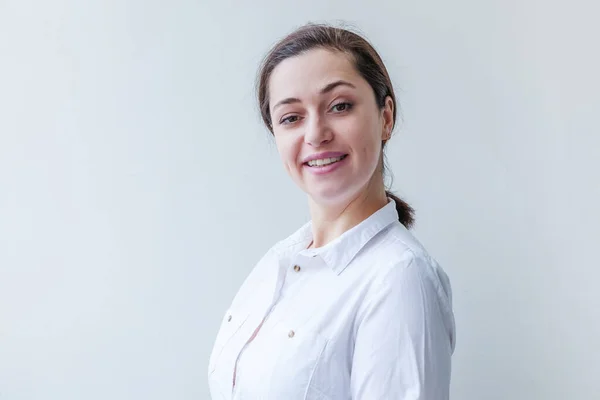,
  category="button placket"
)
[232,256,293,396]
[263,255,313,338]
